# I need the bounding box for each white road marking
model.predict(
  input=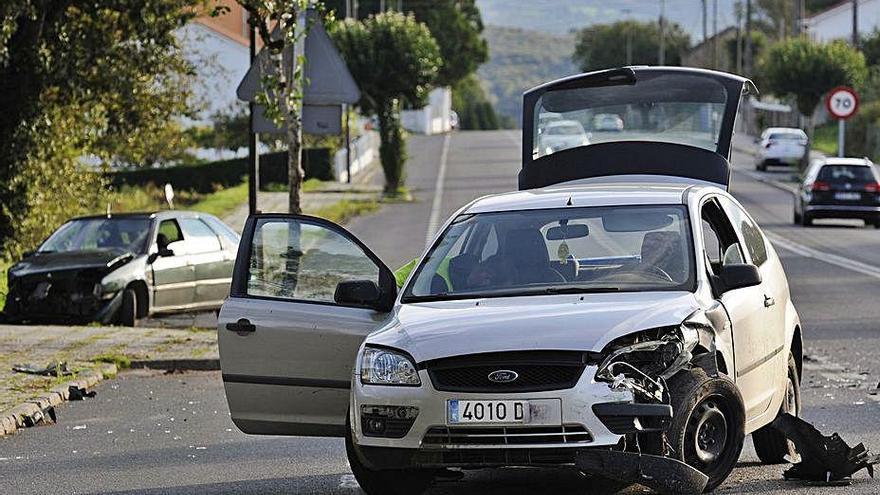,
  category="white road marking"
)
[764,231,880,281]
[425,133,452,247]
[338,474,360,489]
